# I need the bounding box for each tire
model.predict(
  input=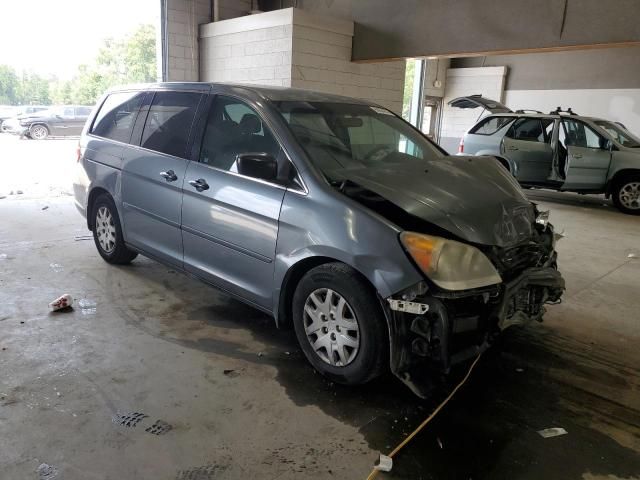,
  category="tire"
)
[29,124,49,140]
[91,194,138,264]
[292,262,388,385]
[612,174,640,215]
